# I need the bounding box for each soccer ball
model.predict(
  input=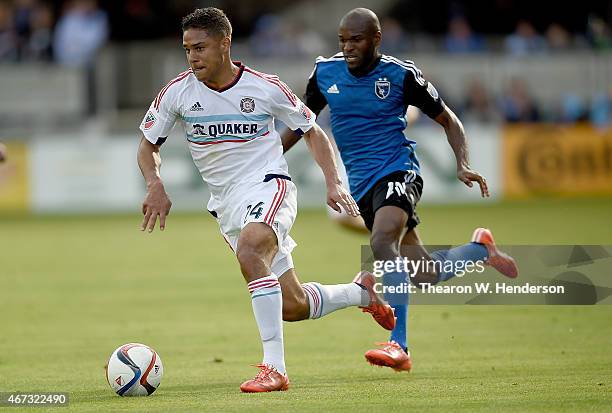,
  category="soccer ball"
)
[105,343,164,397]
